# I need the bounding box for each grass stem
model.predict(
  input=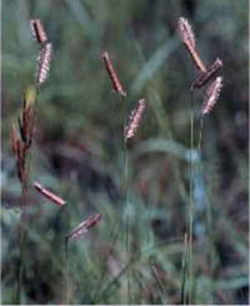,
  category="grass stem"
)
[188,93,195,304]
